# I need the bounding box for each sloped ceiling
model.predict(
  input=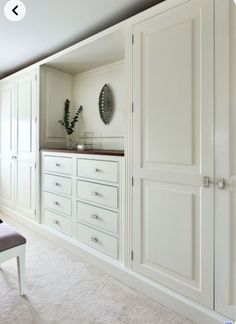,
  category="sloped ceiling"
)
[0,0,163,78]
